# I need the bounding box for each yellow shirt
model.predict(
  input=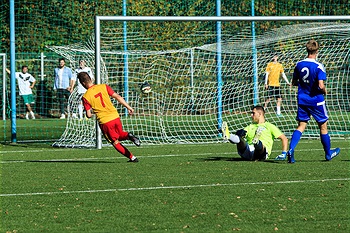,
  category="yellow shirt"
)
[82,84,119,124]
[266,62,284,86]
[244,122,283,155]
